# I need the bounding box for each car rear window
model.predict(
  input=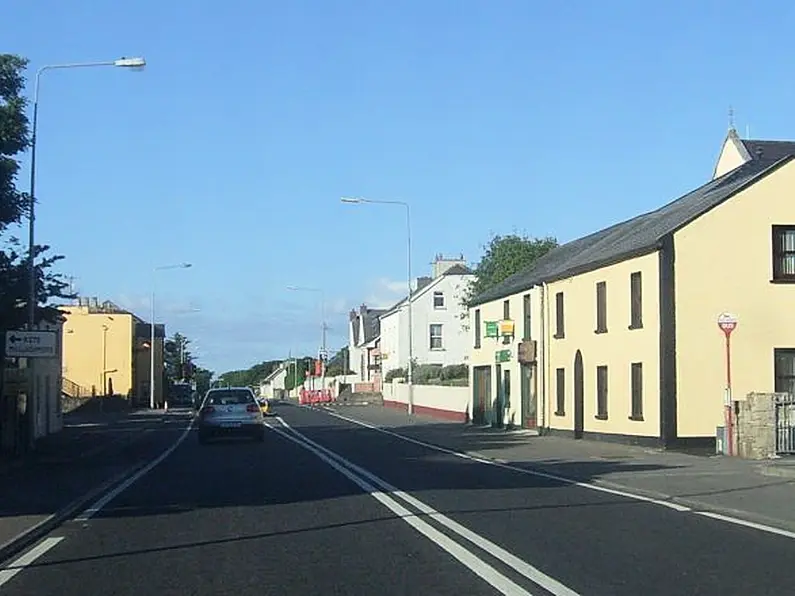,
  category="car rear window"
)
[205,390,254,405]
